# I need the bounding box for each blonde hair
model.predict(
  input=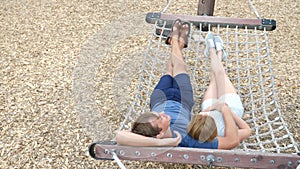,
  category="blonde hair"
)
[187,114,218,142]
